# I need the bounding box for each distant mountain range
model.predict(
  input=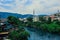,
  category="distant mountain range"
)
[0,12,48,18]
